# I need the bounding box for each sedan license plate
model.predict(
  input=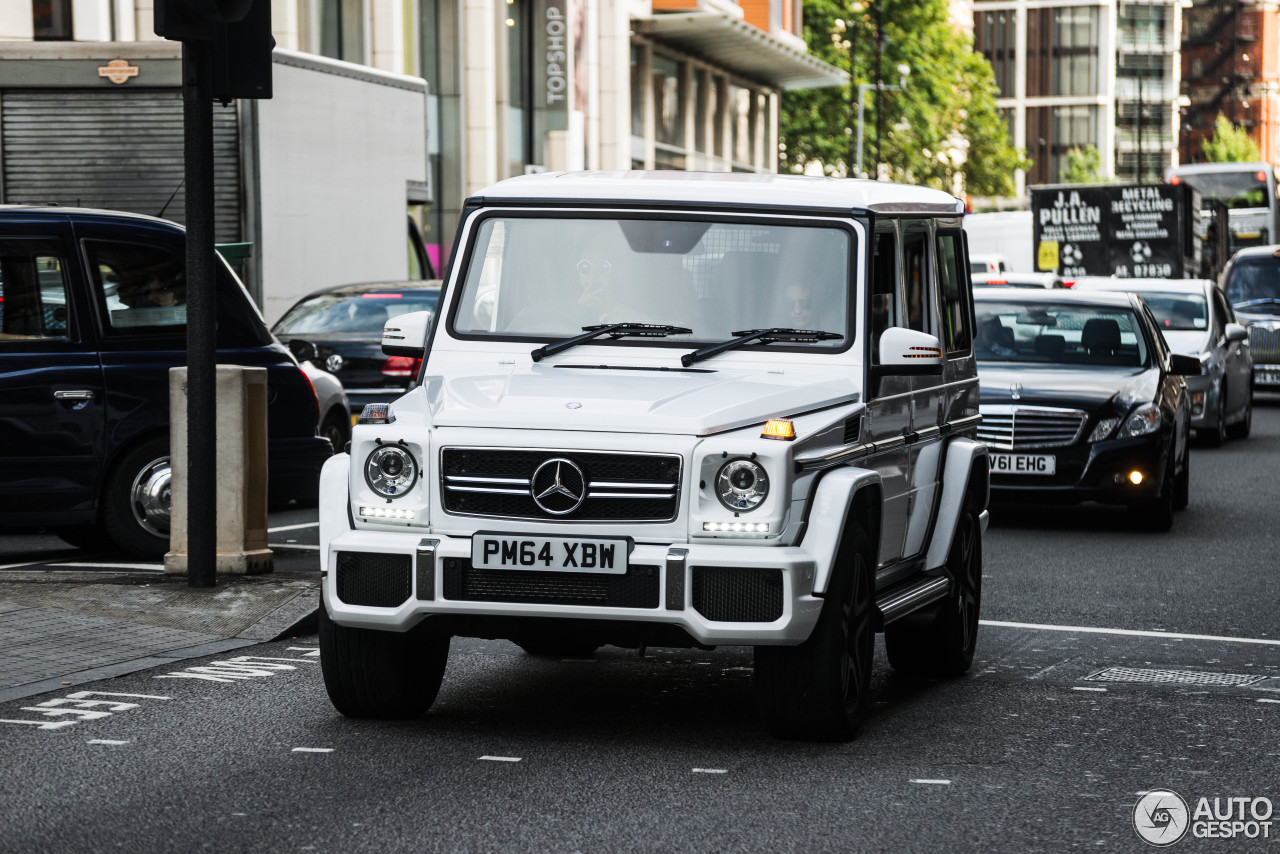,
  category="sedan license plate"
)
[471,535,628,574]
[990,453,1056,475]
